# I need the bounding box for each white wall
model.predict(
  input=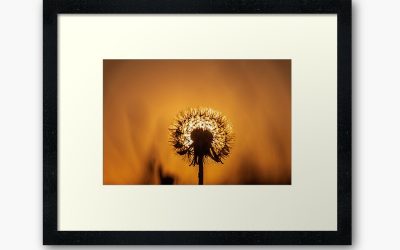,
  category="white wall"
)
[0,0,399,248]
